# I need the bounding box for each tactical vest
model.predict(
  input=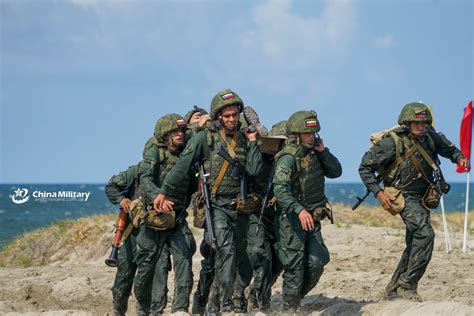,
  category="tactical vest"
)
[205,125,248,197]
[154,144,191,210]
[386,132,436,194]
[276,143,327,210]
